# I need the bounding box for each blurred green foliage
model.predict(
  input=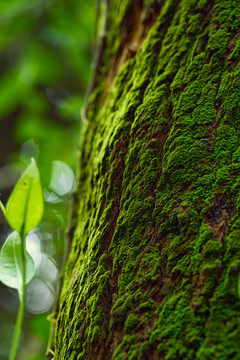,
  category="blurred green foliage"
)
[0,0,95,178]
[0,0,95,358]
